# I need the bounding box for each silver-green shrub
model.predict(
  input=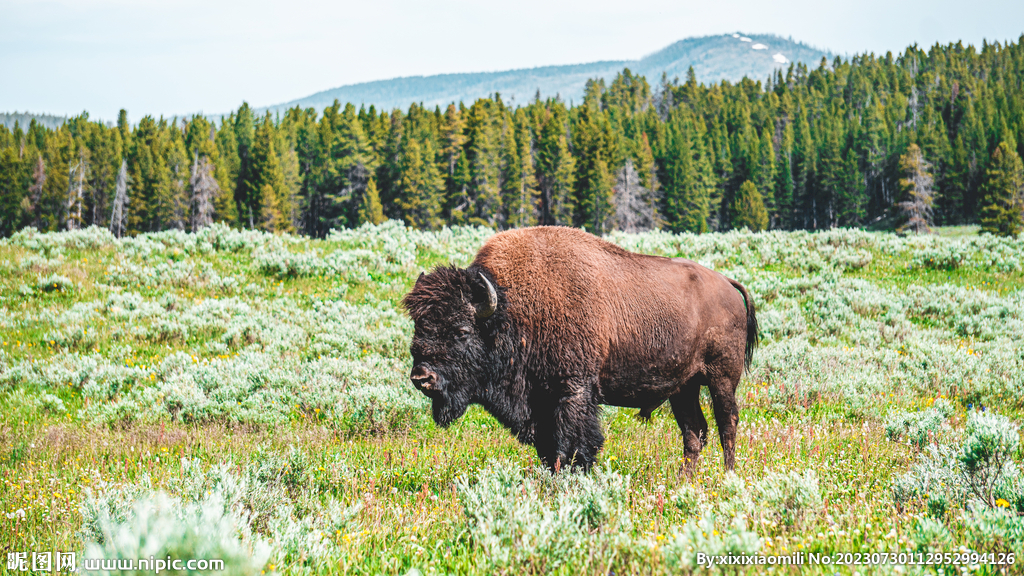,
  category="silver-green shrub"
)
[81,451,361,573]
[660,514,762,573]
[959,411,1020,508]
[893,411,1023,511]
[751,469,822,529]
[885,398,954,448]
[36,273,74,293]
[456,460,634,570]
[82,492,271,576]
